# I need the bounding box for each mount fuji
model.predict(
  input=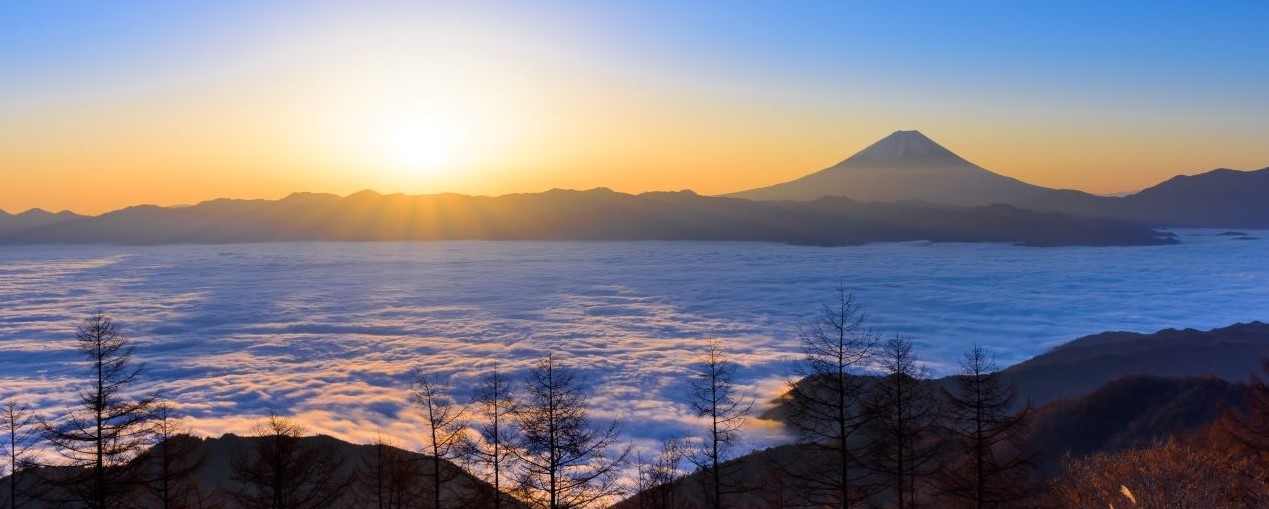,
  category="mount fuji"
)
[728,130,1269,228]
[728,130,1071,206]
